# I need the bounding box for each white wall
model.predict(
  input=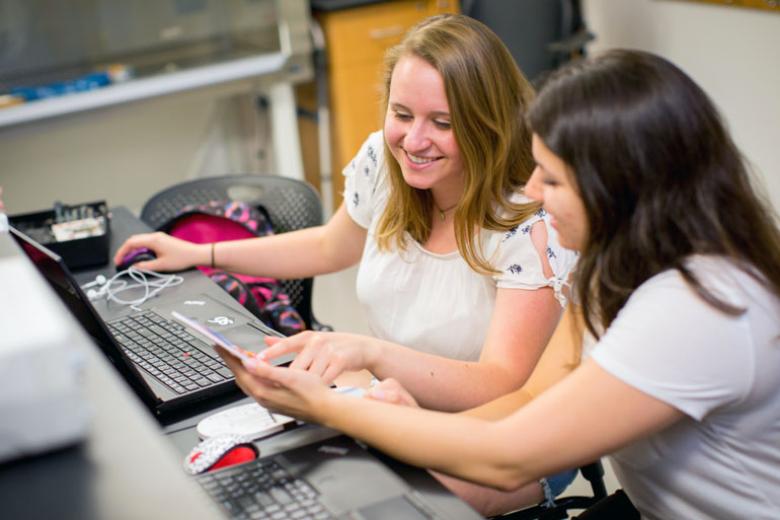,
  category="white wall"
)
[0,83,271,215]
[583,0,780,214]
